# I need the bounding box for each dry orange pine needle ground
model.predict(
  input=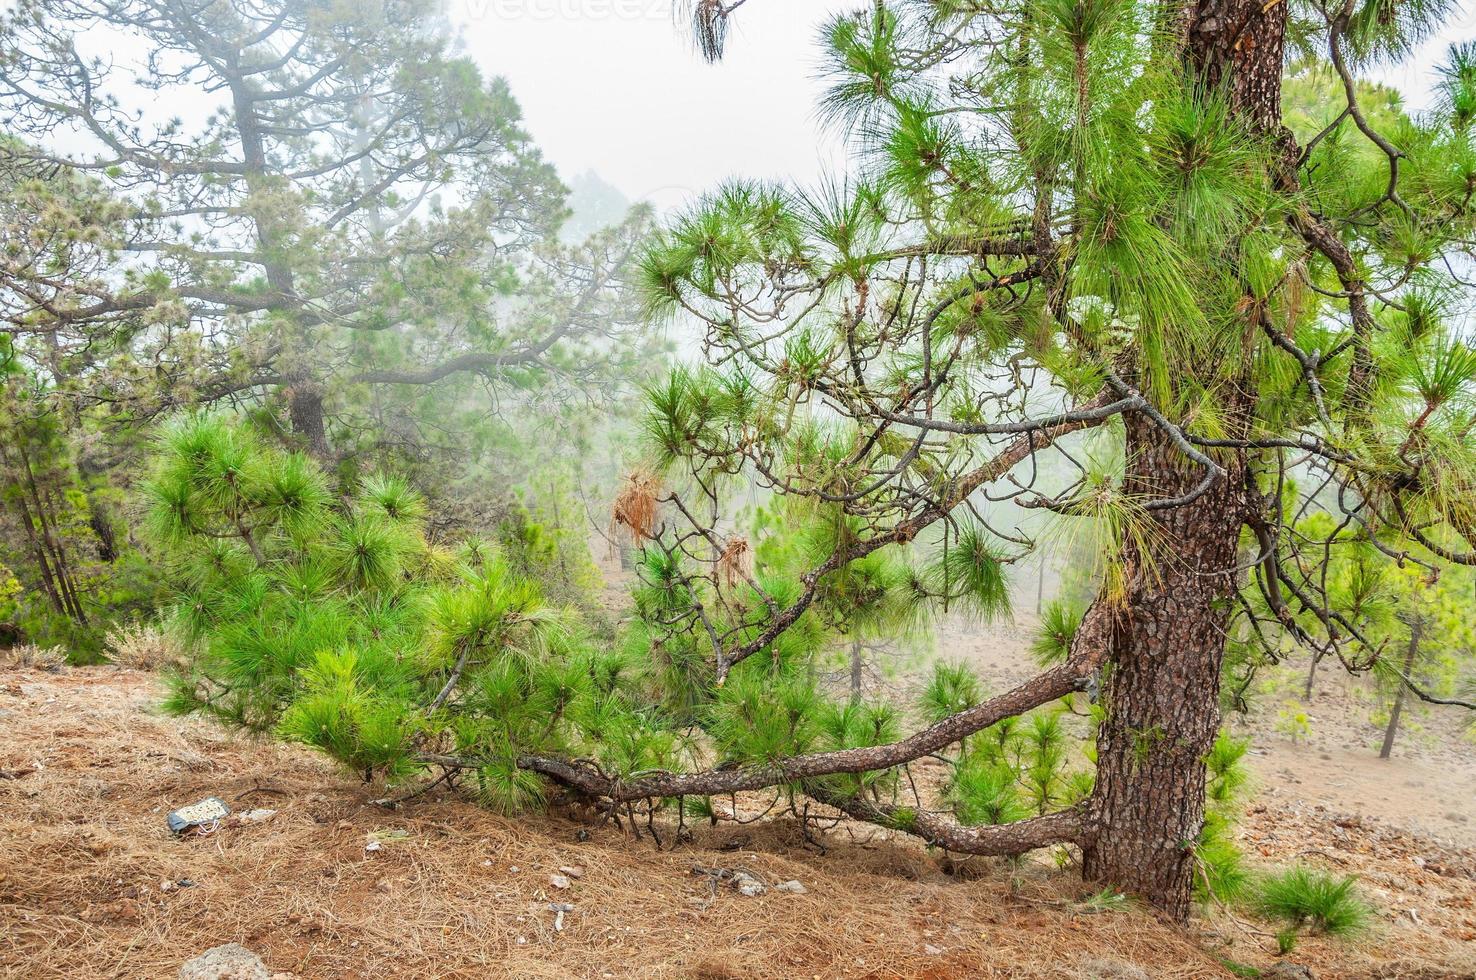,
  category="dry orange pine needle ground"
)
[2,666,1473,979]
